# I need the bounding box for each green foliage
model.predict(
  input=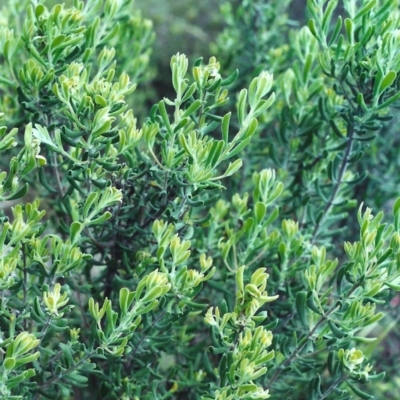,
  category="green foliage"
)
[0,0,400,399]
